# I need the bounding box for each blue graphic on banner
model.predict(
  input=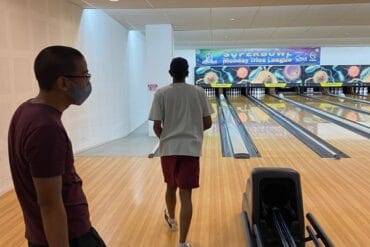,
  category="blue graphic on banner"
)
[196,48,321,66]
